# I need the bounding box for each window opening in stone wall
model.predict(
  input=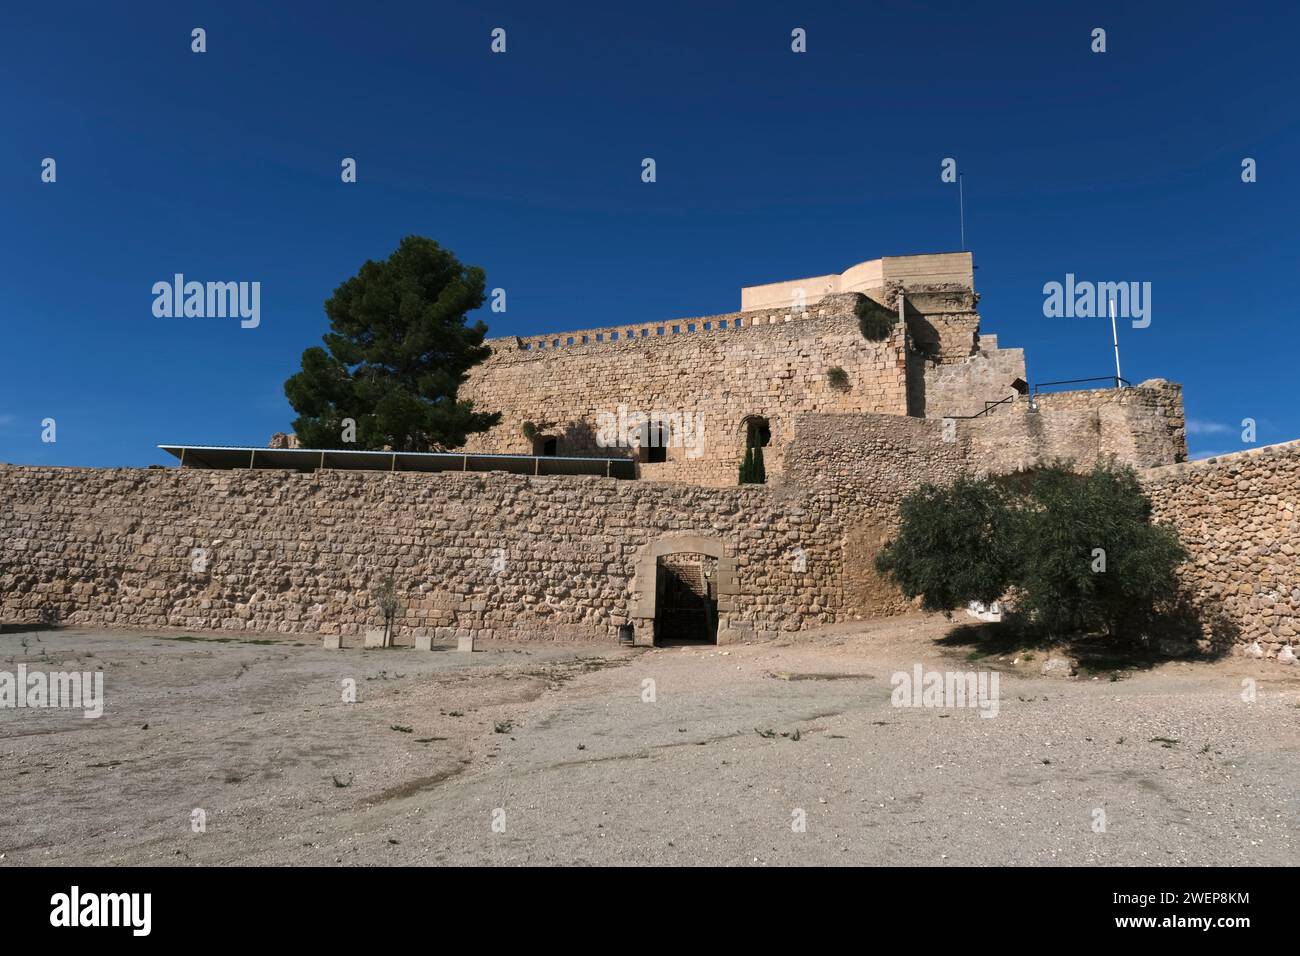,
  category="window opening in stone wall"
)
[640,420,668,464]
